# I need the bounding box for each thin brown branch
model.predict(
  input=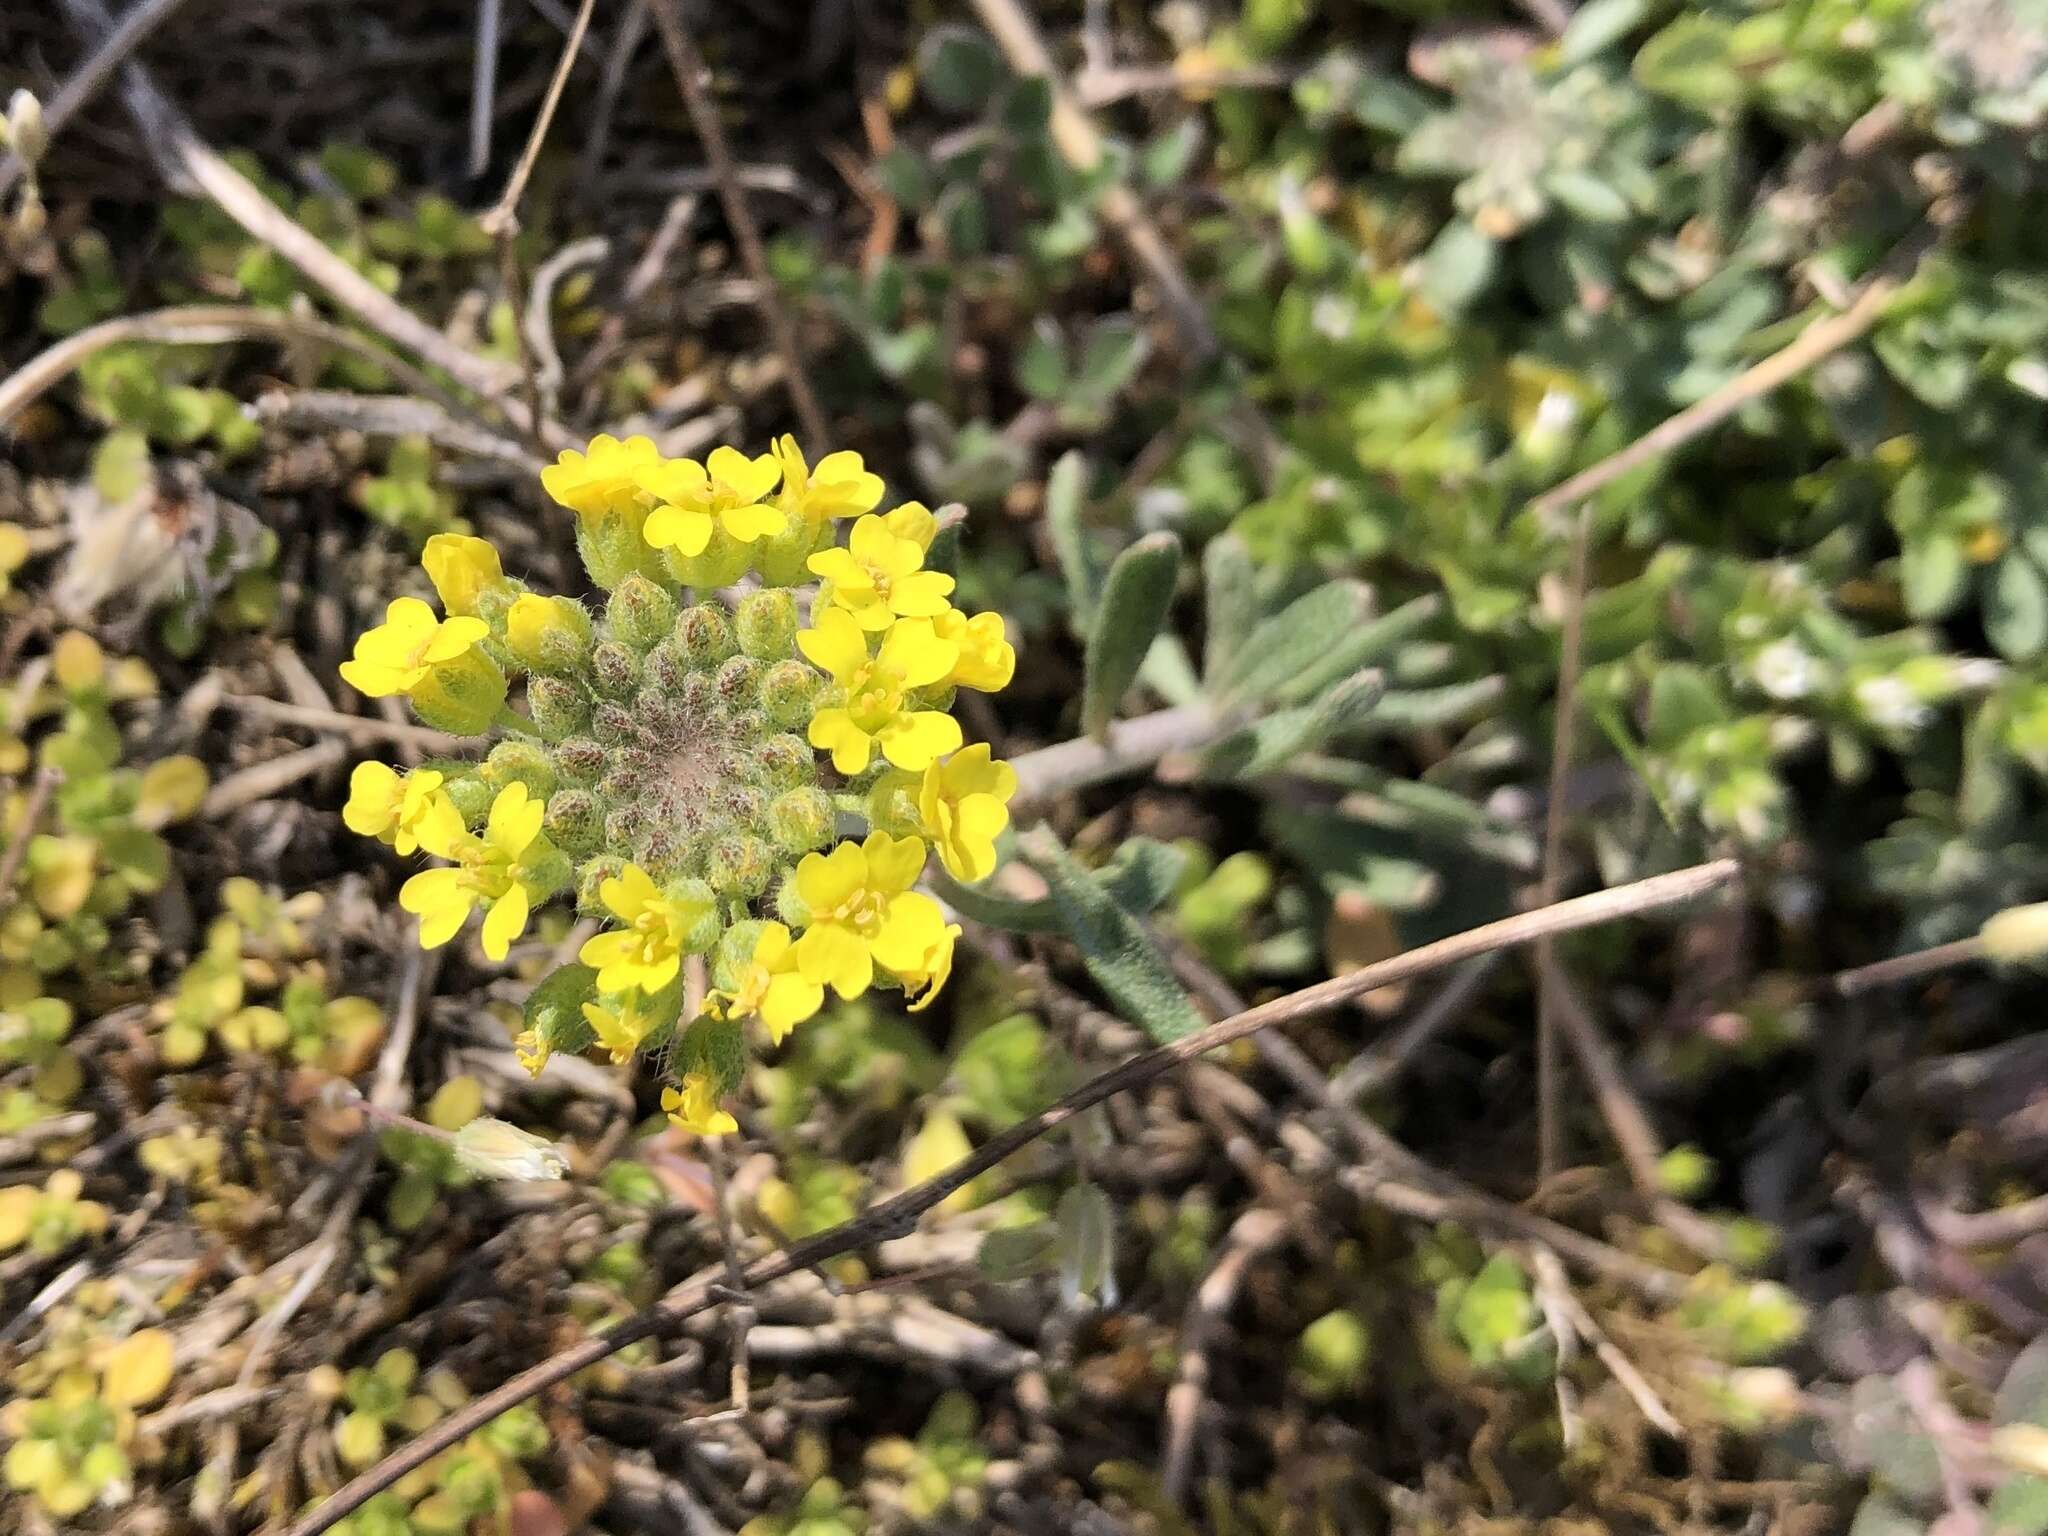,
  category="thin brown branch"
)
[1526,273,1903,520]
[479,0,596,234]
[644,0,830,448]
[1160,1207,1287,1501]
[279,858,1737,1536]
[1832,936,1985,997]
